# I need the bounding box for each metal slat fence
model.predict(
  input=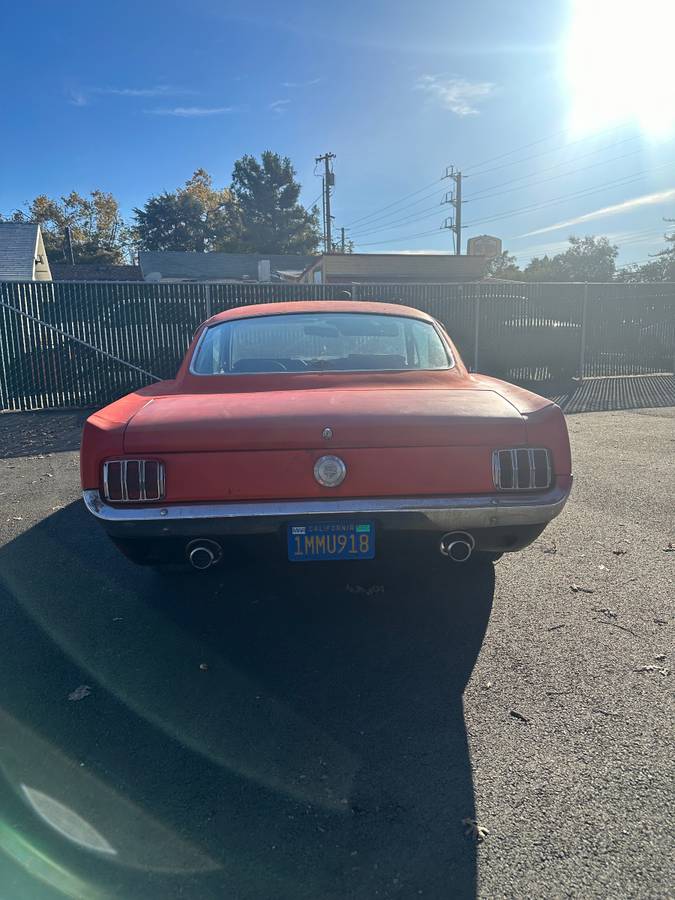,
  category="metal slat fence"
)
[584,282,675,376]
[0,279,673,411]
